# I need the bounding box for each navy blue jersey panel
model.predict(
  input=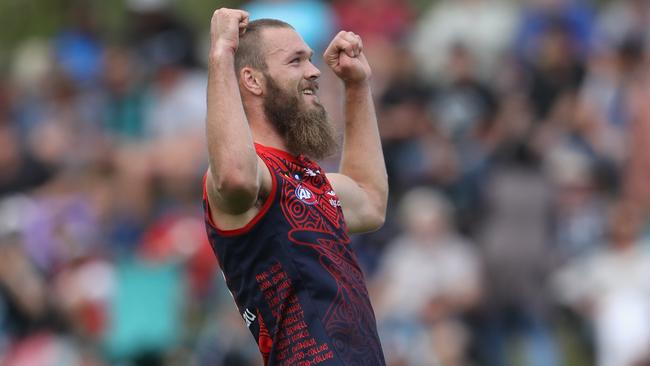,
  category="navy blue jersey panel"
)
[202,143,385,366]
